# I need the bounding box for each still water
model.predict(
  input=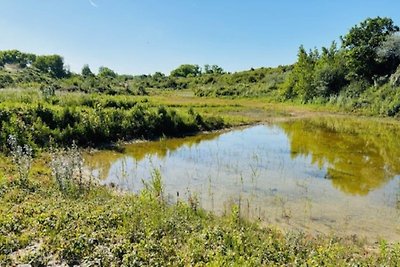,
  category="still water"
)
[85,116,400,242]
